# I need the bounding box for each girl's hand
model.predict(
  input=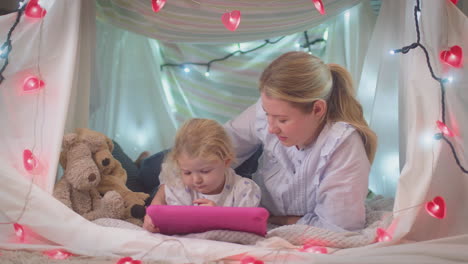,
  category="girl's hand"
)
[193,198,216,207]
[143,214,160,233]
